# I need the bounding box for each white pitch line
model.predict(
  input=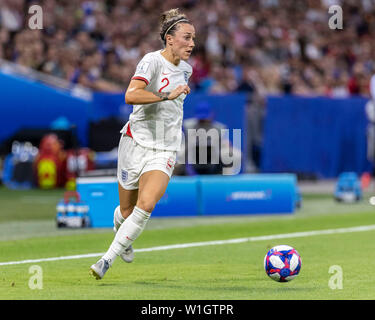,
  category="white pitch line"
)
[1,224,375,266]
